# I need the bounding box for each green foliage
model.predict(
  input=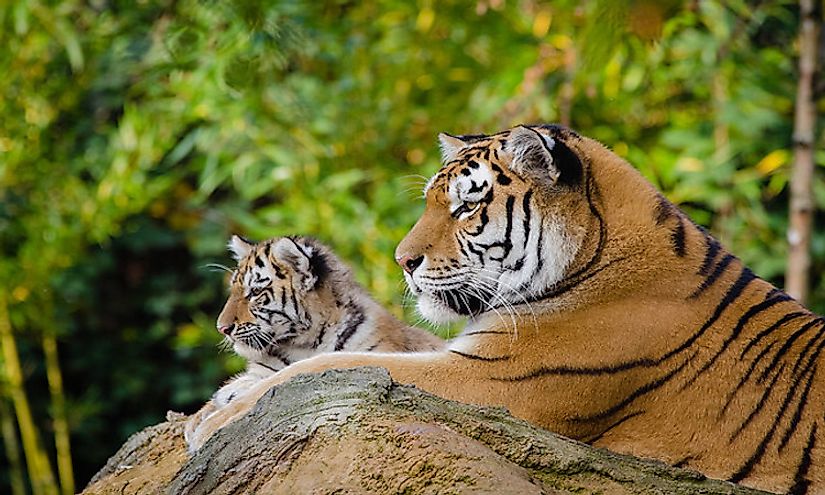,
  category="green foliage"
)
[0,0,822,490]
